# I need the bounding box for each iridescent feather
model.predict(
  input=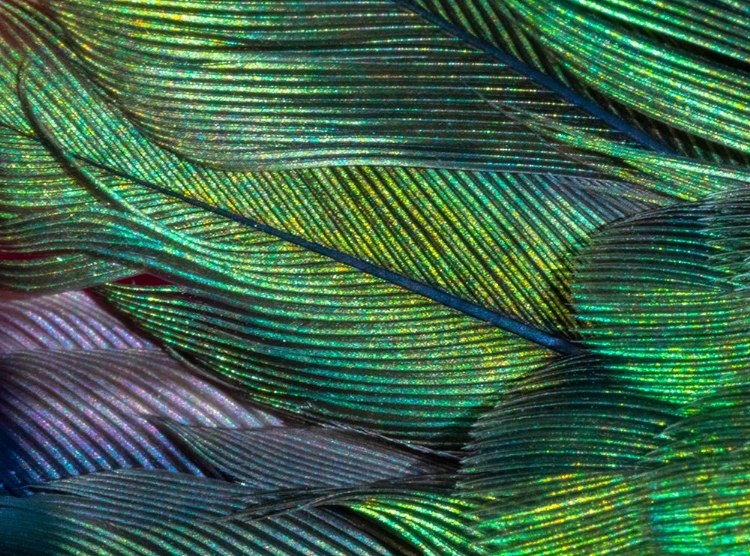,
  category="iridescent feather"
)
[1,1,750,554]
